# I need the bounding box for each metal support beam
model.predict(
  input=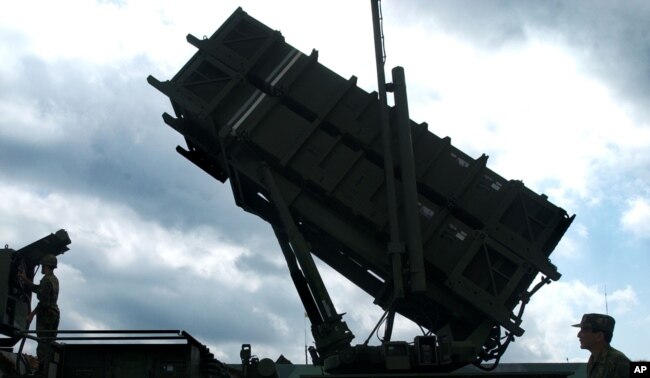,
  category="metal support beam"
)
[370,0,405,300]
[273,226,323,326]
[392,66,426,292]
[260,163,354,361]
[383,307,396,342]
[260,164,336,321]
